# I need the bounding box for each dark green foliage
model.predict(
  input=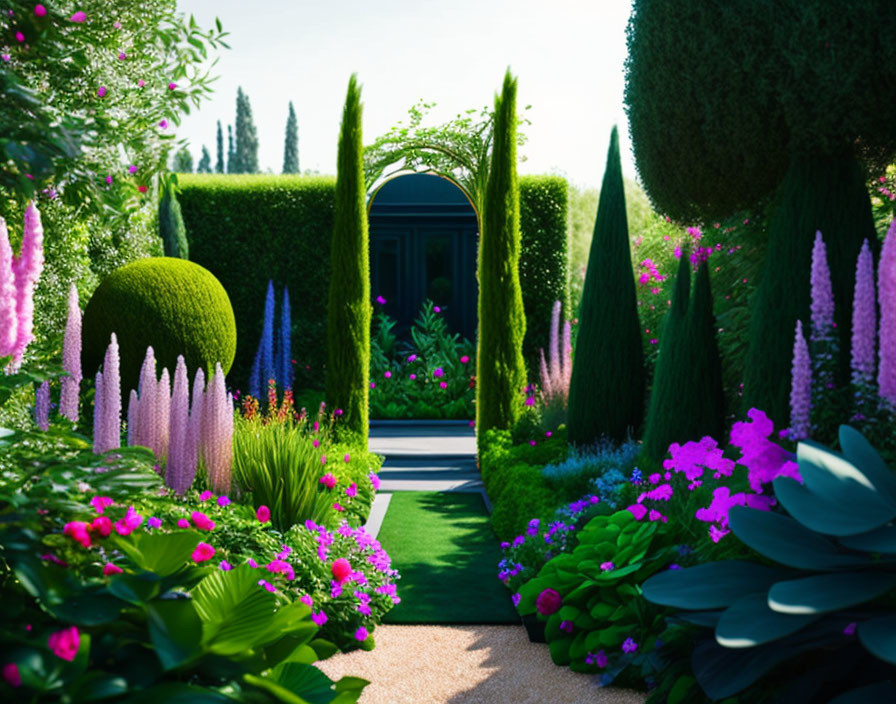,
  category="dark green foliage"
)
[643,254,691,459]
[283,101,299,174]
[196,145,212,173]
[568,127,644,446]
[625,0,896,222]
[476,70,527,434]
[82,257,236,394]
[687,261,725,442]
[519,175,569,371]
[326,75,370,444]
[172,146,193,173]
[235,87,259,174]
[178,174,335,392]
[158,177,189,259]
[744,154,877,425]
[227,124,236,173]
[215,120,224,173]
